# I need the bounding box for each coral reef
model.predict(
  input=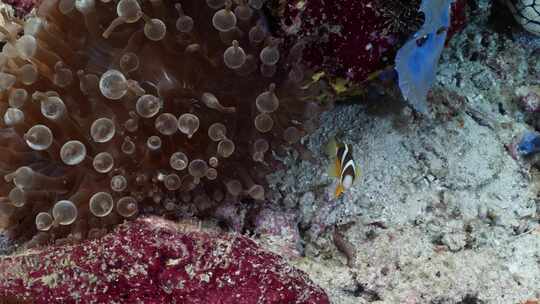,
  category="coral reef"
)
[0,216,329,303]
[279,0,468,83]
[280,0,406,83]
[0,0,329,243]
